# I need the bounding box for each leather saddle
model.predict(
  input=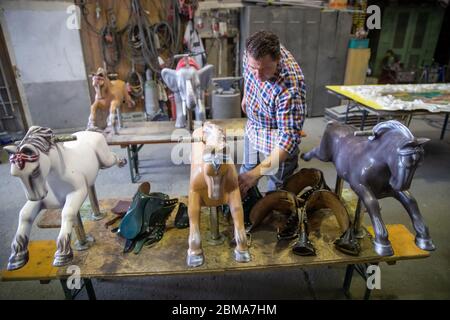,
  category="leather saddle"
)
[118,182,179,254]
[248,168,331,237]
